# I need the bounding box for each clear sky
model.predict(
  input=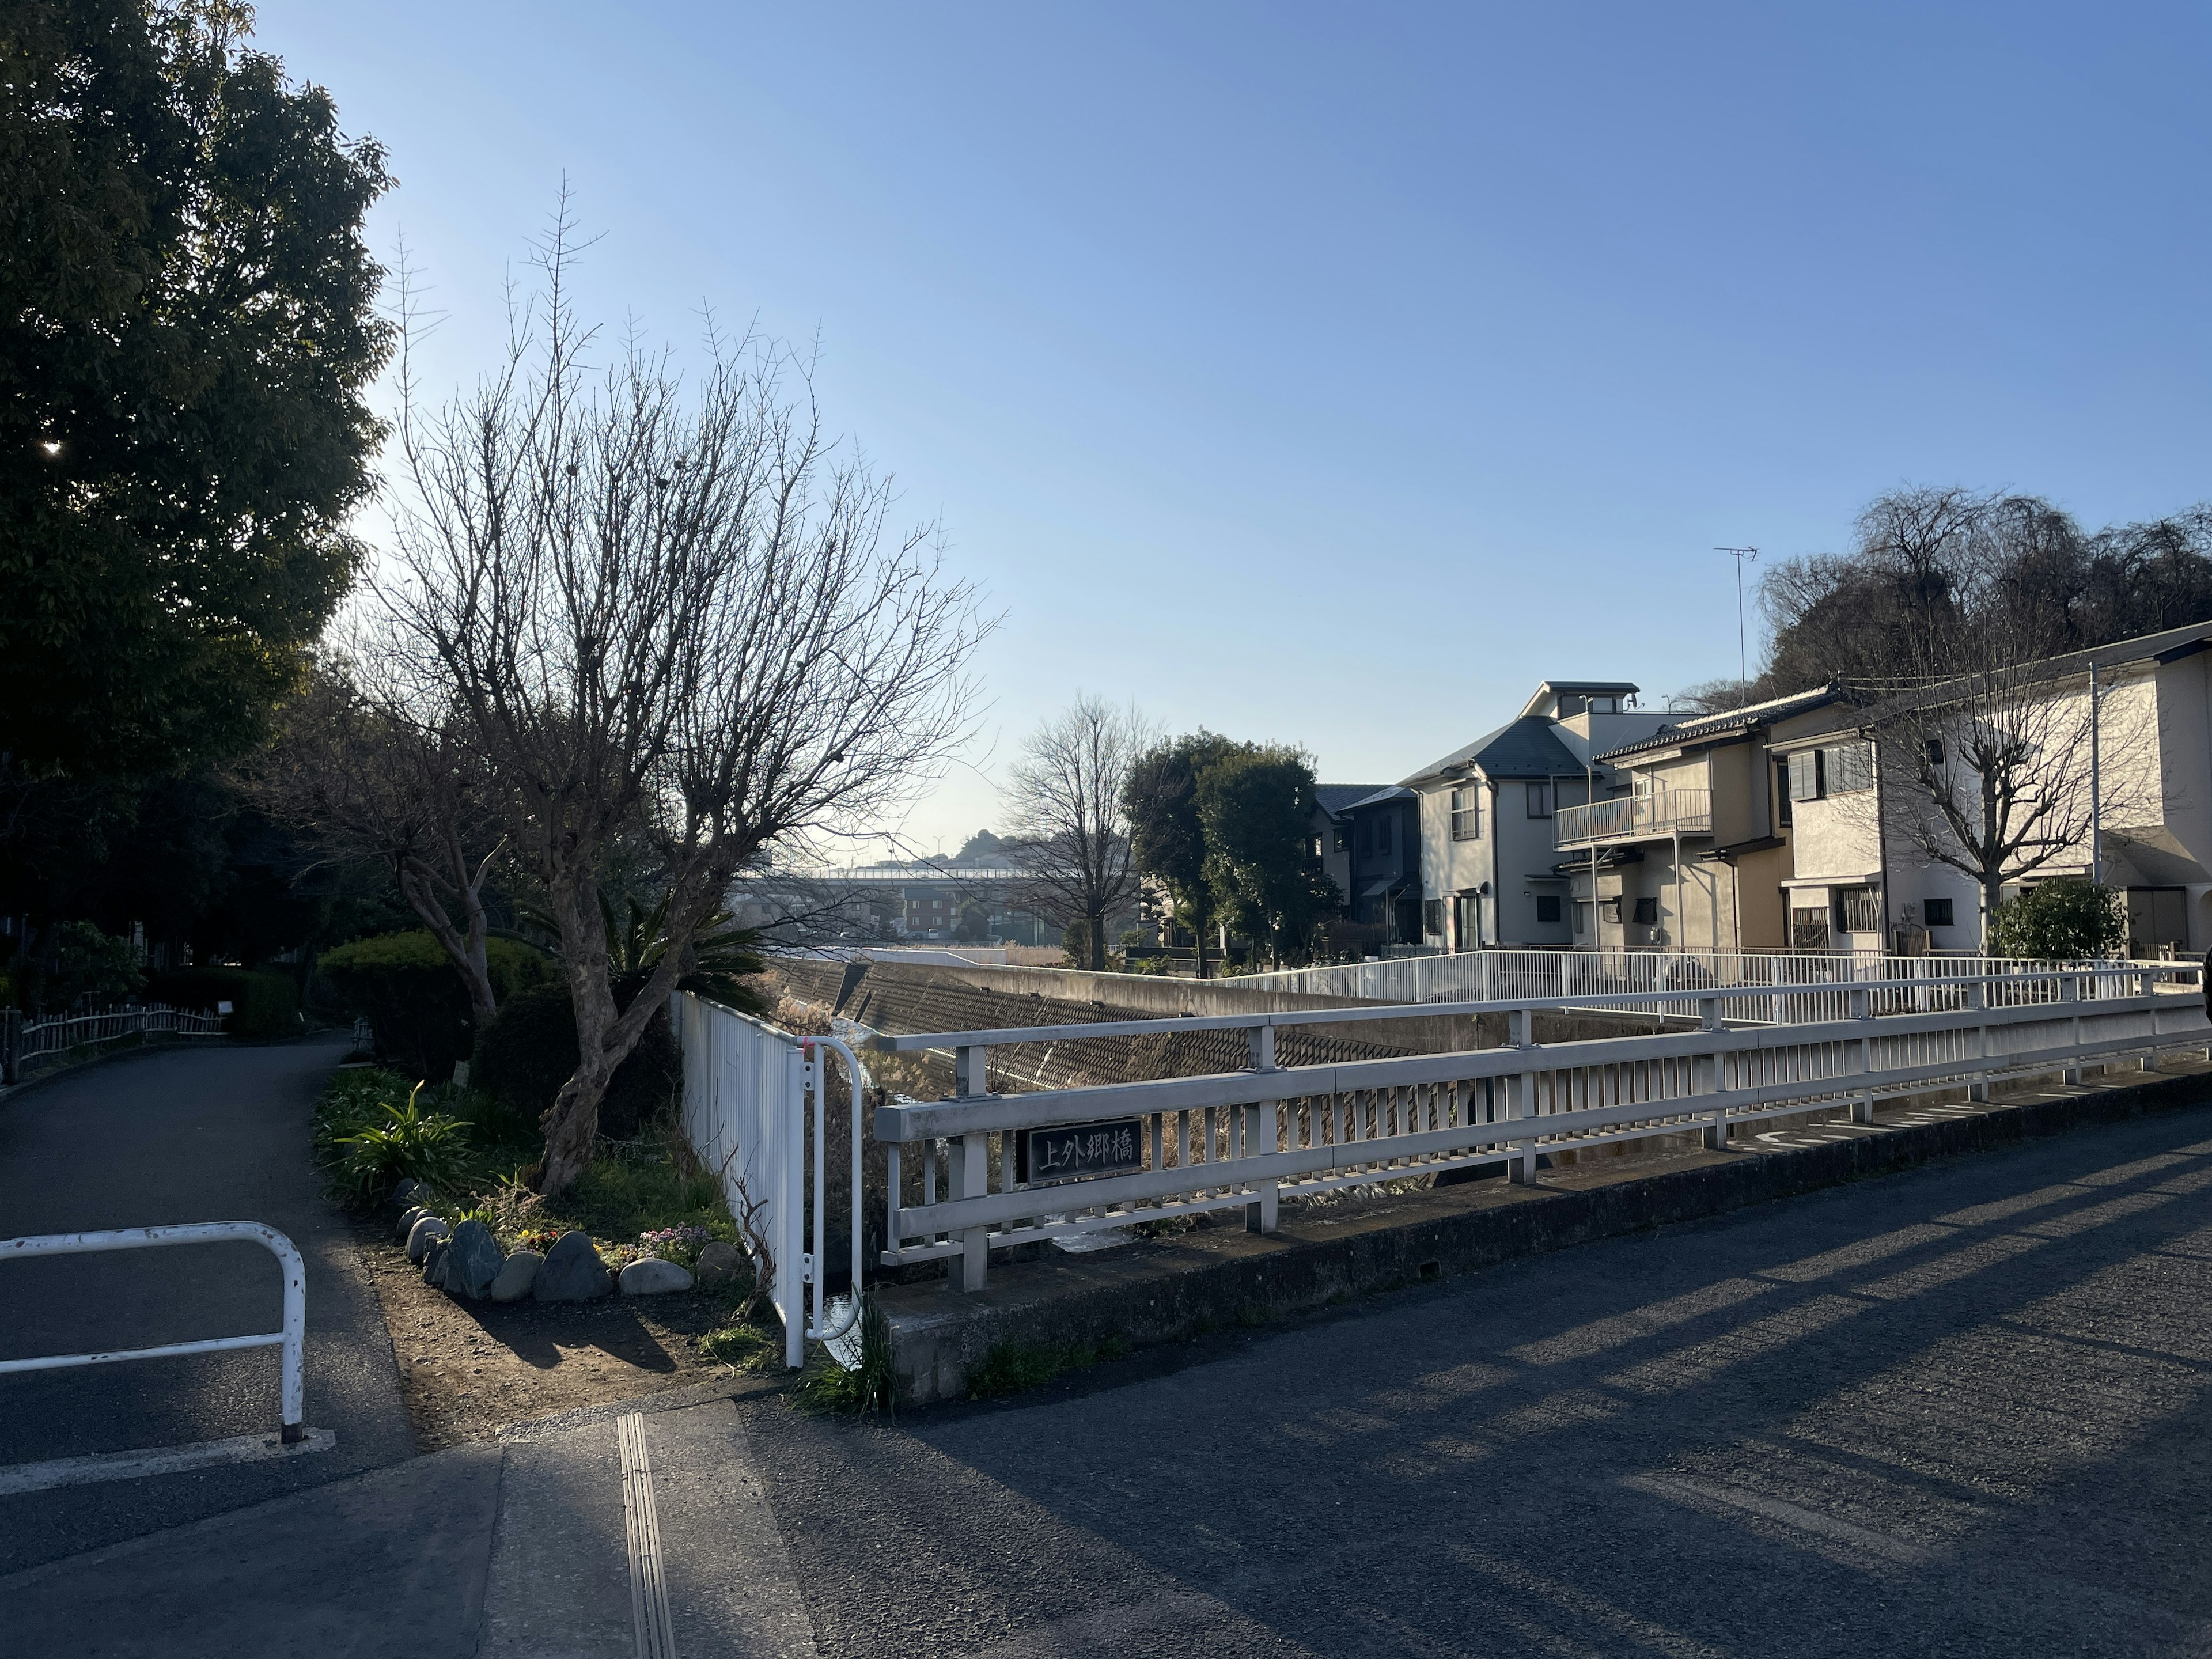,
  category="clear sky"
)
[251,1,2212,862]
